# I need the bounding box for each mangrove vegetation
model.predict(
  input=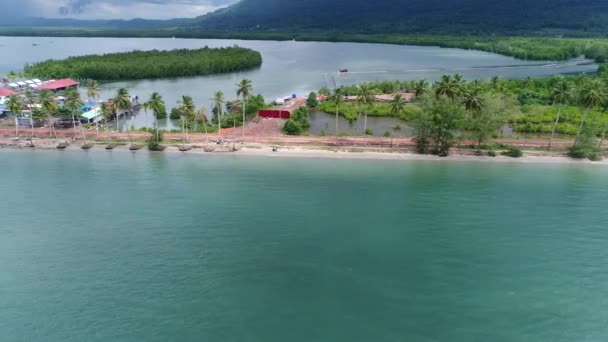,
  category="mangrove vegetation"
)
[22,46,263,80]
